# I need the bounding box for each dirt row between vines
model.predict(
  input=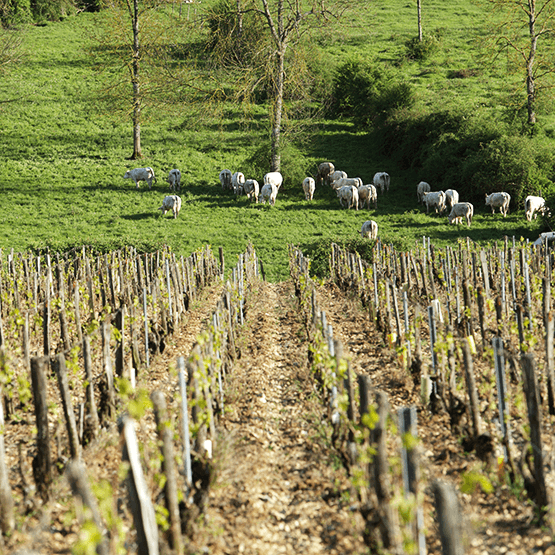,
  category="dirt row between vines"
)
[4,276,555,554]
